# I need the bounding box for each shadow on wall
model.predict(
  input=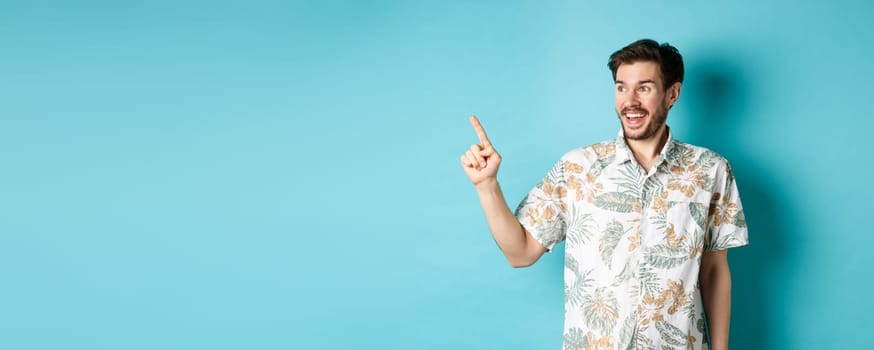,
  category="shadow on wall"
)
[683,54,790,349]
